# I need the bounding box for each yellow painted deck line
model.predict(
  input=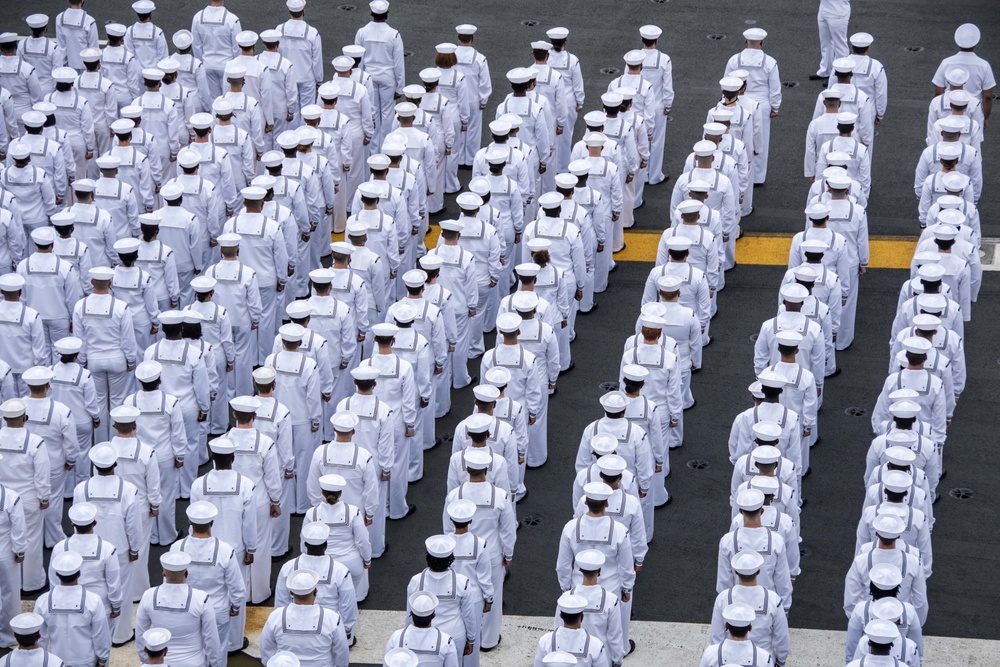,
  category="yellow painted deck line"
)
[336,228,918,270]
